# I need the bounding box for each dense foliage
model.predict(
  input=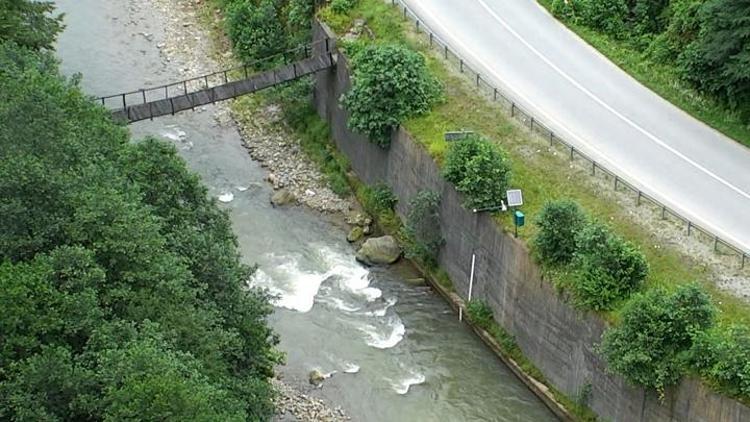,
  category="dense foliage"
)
[218,0,315,66]
[0,0,64,49]
[330,0,358,14]
[600,285,715,395]
[402,190,443,267]
[533,200,587,265]
[442,135,512,209]
[551,0,750,118]
[343,43,442,147]
[0,37,279,420]
[570,221,649,310]
[692,325,750,397]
